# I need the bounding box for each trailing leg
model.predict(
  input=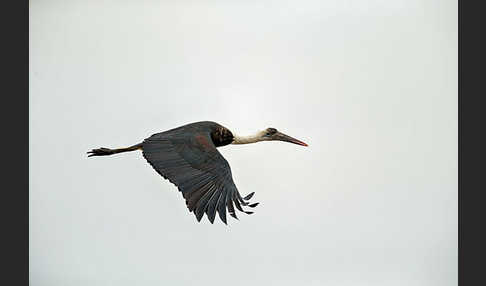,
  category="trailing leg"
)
[87,143,142,157]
